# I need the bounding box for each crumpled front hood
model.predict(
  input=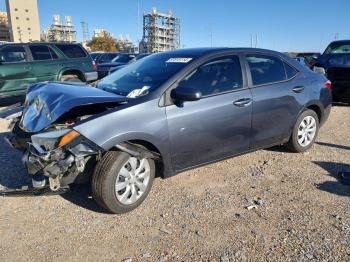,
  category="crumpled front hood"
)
[20,82,127,133]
